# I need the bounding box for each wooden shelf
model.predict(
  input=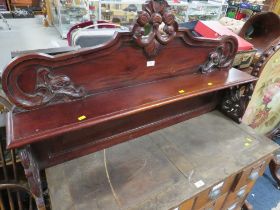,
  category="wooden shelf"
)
[8,68,257,149]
